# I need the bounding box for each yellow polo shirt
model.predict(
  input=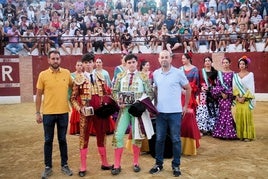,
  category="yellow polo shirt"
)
[36,67,72,114]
